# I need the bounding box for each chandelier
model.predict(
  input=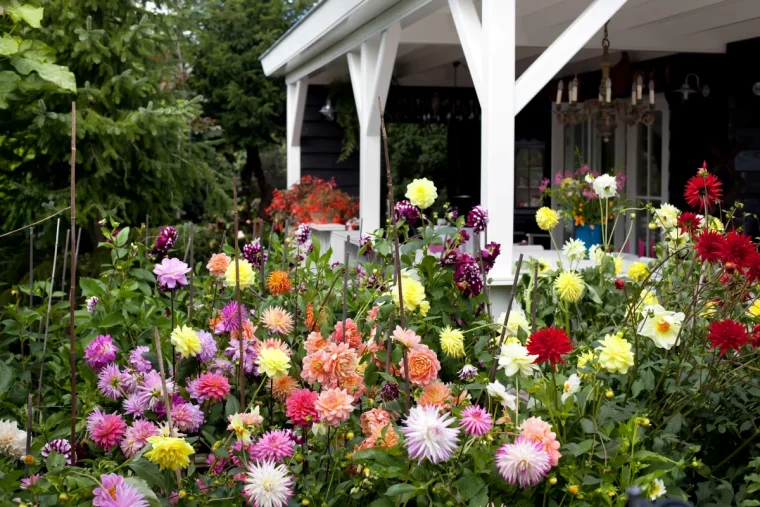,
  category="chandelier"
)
[553,24,657,142]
